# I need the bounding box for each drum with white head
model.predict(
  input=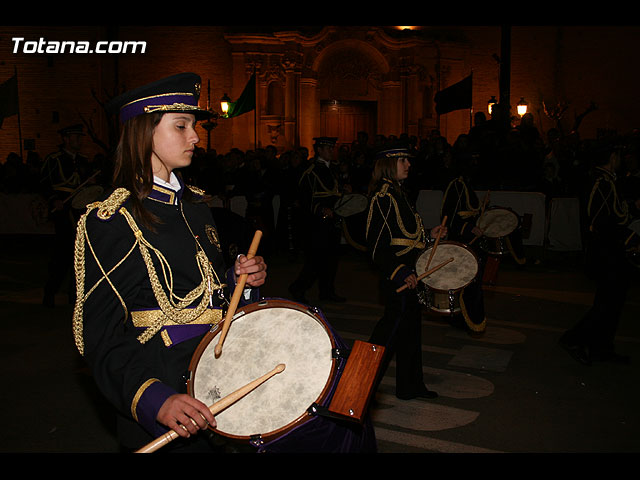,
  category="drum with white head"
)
[187,299,340,447]
[476,207,520,255]
[415,241,479,314]
[334,194,368,217]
